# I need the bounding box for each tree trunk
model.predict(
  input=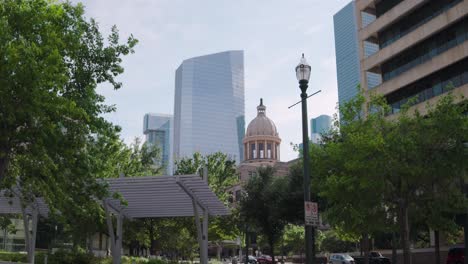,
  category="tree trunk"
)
[217,243,222,260]
[0,154,9,181]
[269,240,275,264]
[363,233,370,264]
[3,228,7,250]
[360,239,363,256]
[392,231,397,264]
[399,204,411,264]
[149,219,157,256]
[434,230,440,264]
